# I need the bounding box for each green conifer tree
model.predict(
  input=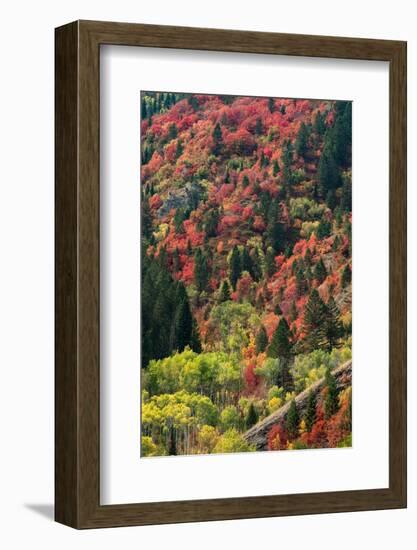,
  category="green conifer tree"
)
[255,326,269,354]
[303,289,328,352]
[246,402,259,429]
[229,246,242,290]
[324,368,339,419]
[219,279,231,303]
[286,400,299,439]
[304,391,317,432]
[268,318,292,359]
